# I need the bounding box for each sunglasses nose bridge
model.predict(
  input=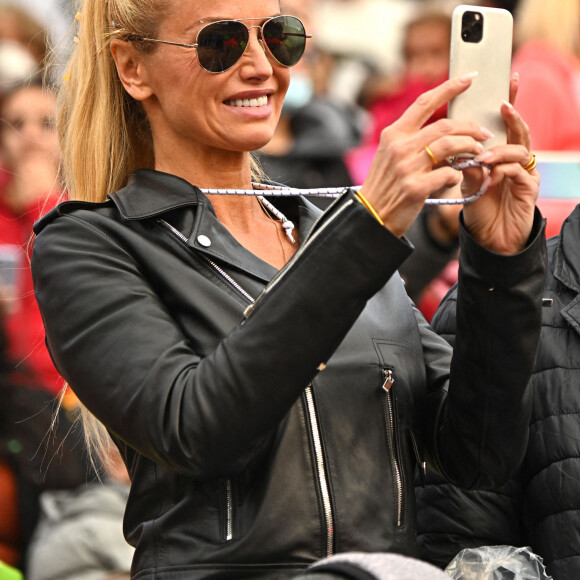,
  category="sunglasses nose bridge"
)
[243,24,271,60]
